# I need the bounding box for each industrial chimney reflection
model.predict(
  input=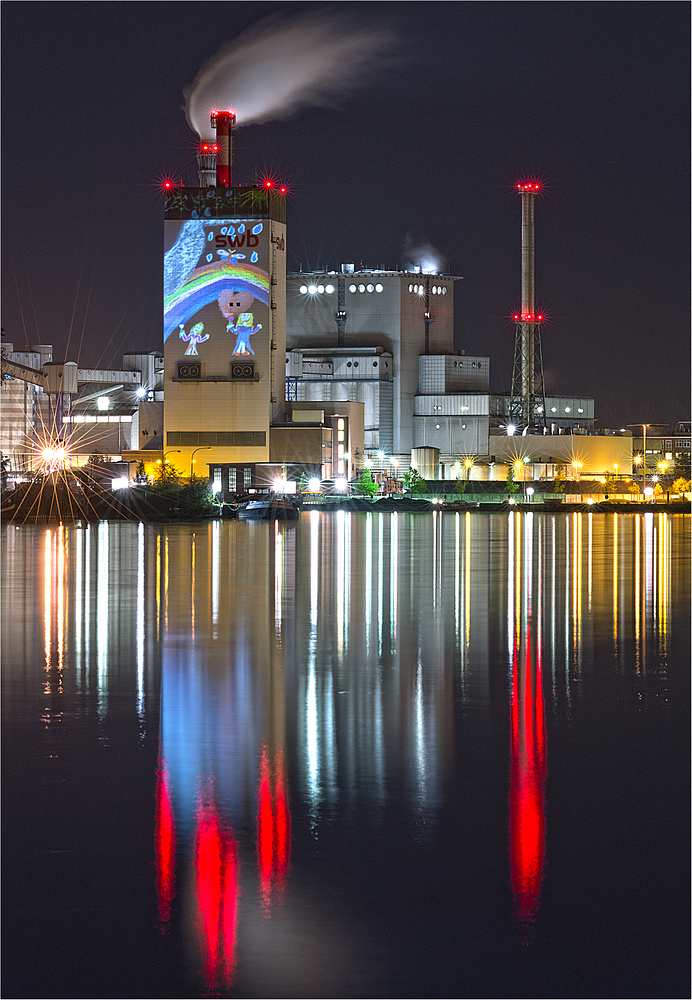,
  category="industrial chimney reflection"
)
[155,523,293,990]
[509,512,547,930]
[193,781,239,993]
